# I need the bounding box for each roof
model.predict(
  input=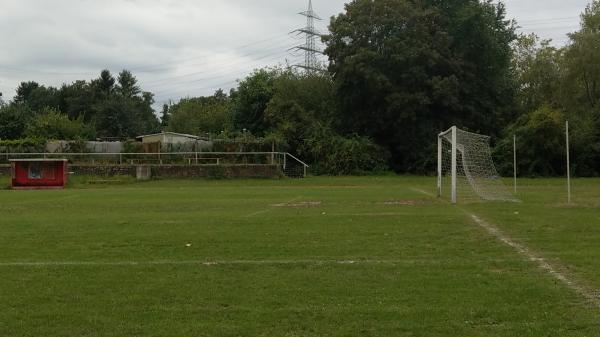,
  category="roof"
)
[10,159,69,162]
[135,132,200,140]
